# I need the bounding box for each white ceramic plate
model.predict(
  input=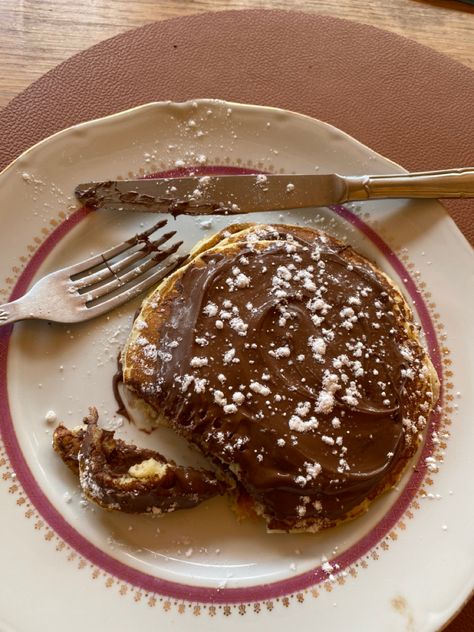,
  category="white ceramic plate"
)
[0,100,472,632]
